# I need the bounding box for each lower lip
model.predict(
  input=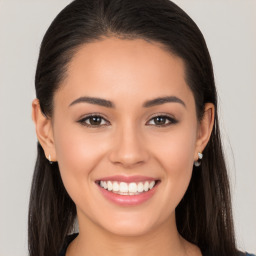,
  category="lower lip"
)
[97,182,159,206]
